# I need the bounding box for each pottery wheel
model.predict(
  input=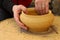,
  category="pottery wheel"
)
[0,16,60,40]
